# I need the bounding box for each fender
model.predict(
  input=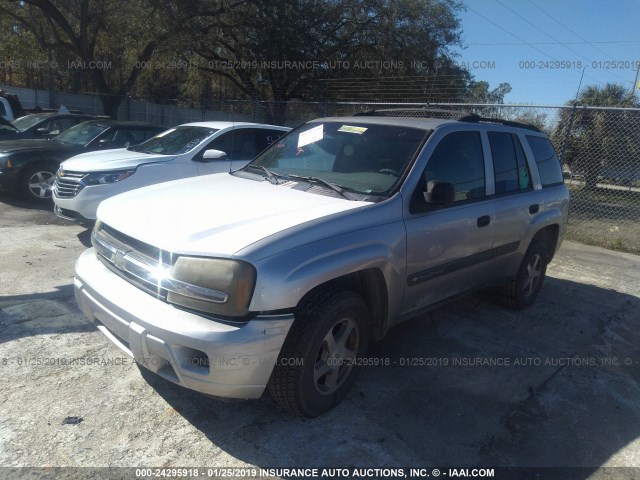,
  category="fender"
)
[248,224,406,316]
